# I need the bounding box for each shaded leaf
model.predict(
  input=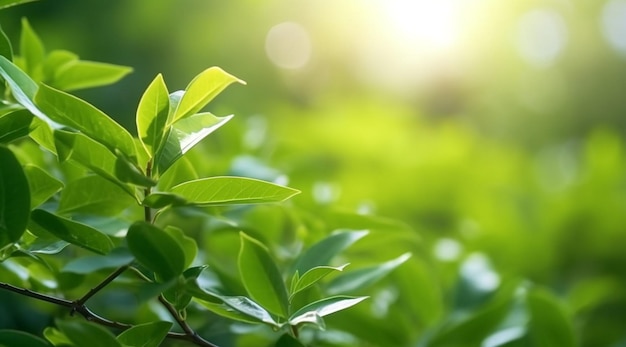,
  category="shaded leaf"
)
[51,60,132,91]
[327,253,412,295]
[527,288,576,347]
[170,176,300,206]
[0,109,33,144]
[42,327,70,347]
[35,84,137,159]
[116,321,172,347]
[292,264,349,298]
[289,296,368,323]
[164,266,204,312]
[126,221,185,281]
[29,209,114,255]
[62,248,133,274]
[136,73,169,158]
[20,18,45,78]
[42,50,77,82]
[0,330,52,347]
[239,232,289,317]
[164,226,197,268]
[0,0,37,10]
[154,113,232,175]
[0,24,13,60]
[0,146,30,248]
[293,230,368,274]
[58,175,135,216]
[23,164,63,208]
[171,67,244,124]
[57,320,121,347]
[195,298,273,326]
[142,192,186,209]
[275,333,306,347]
